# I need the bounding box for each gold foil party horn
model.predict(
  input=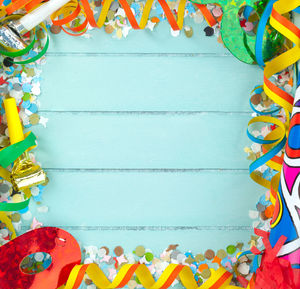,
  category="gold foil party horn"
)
[4,97,47,191]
